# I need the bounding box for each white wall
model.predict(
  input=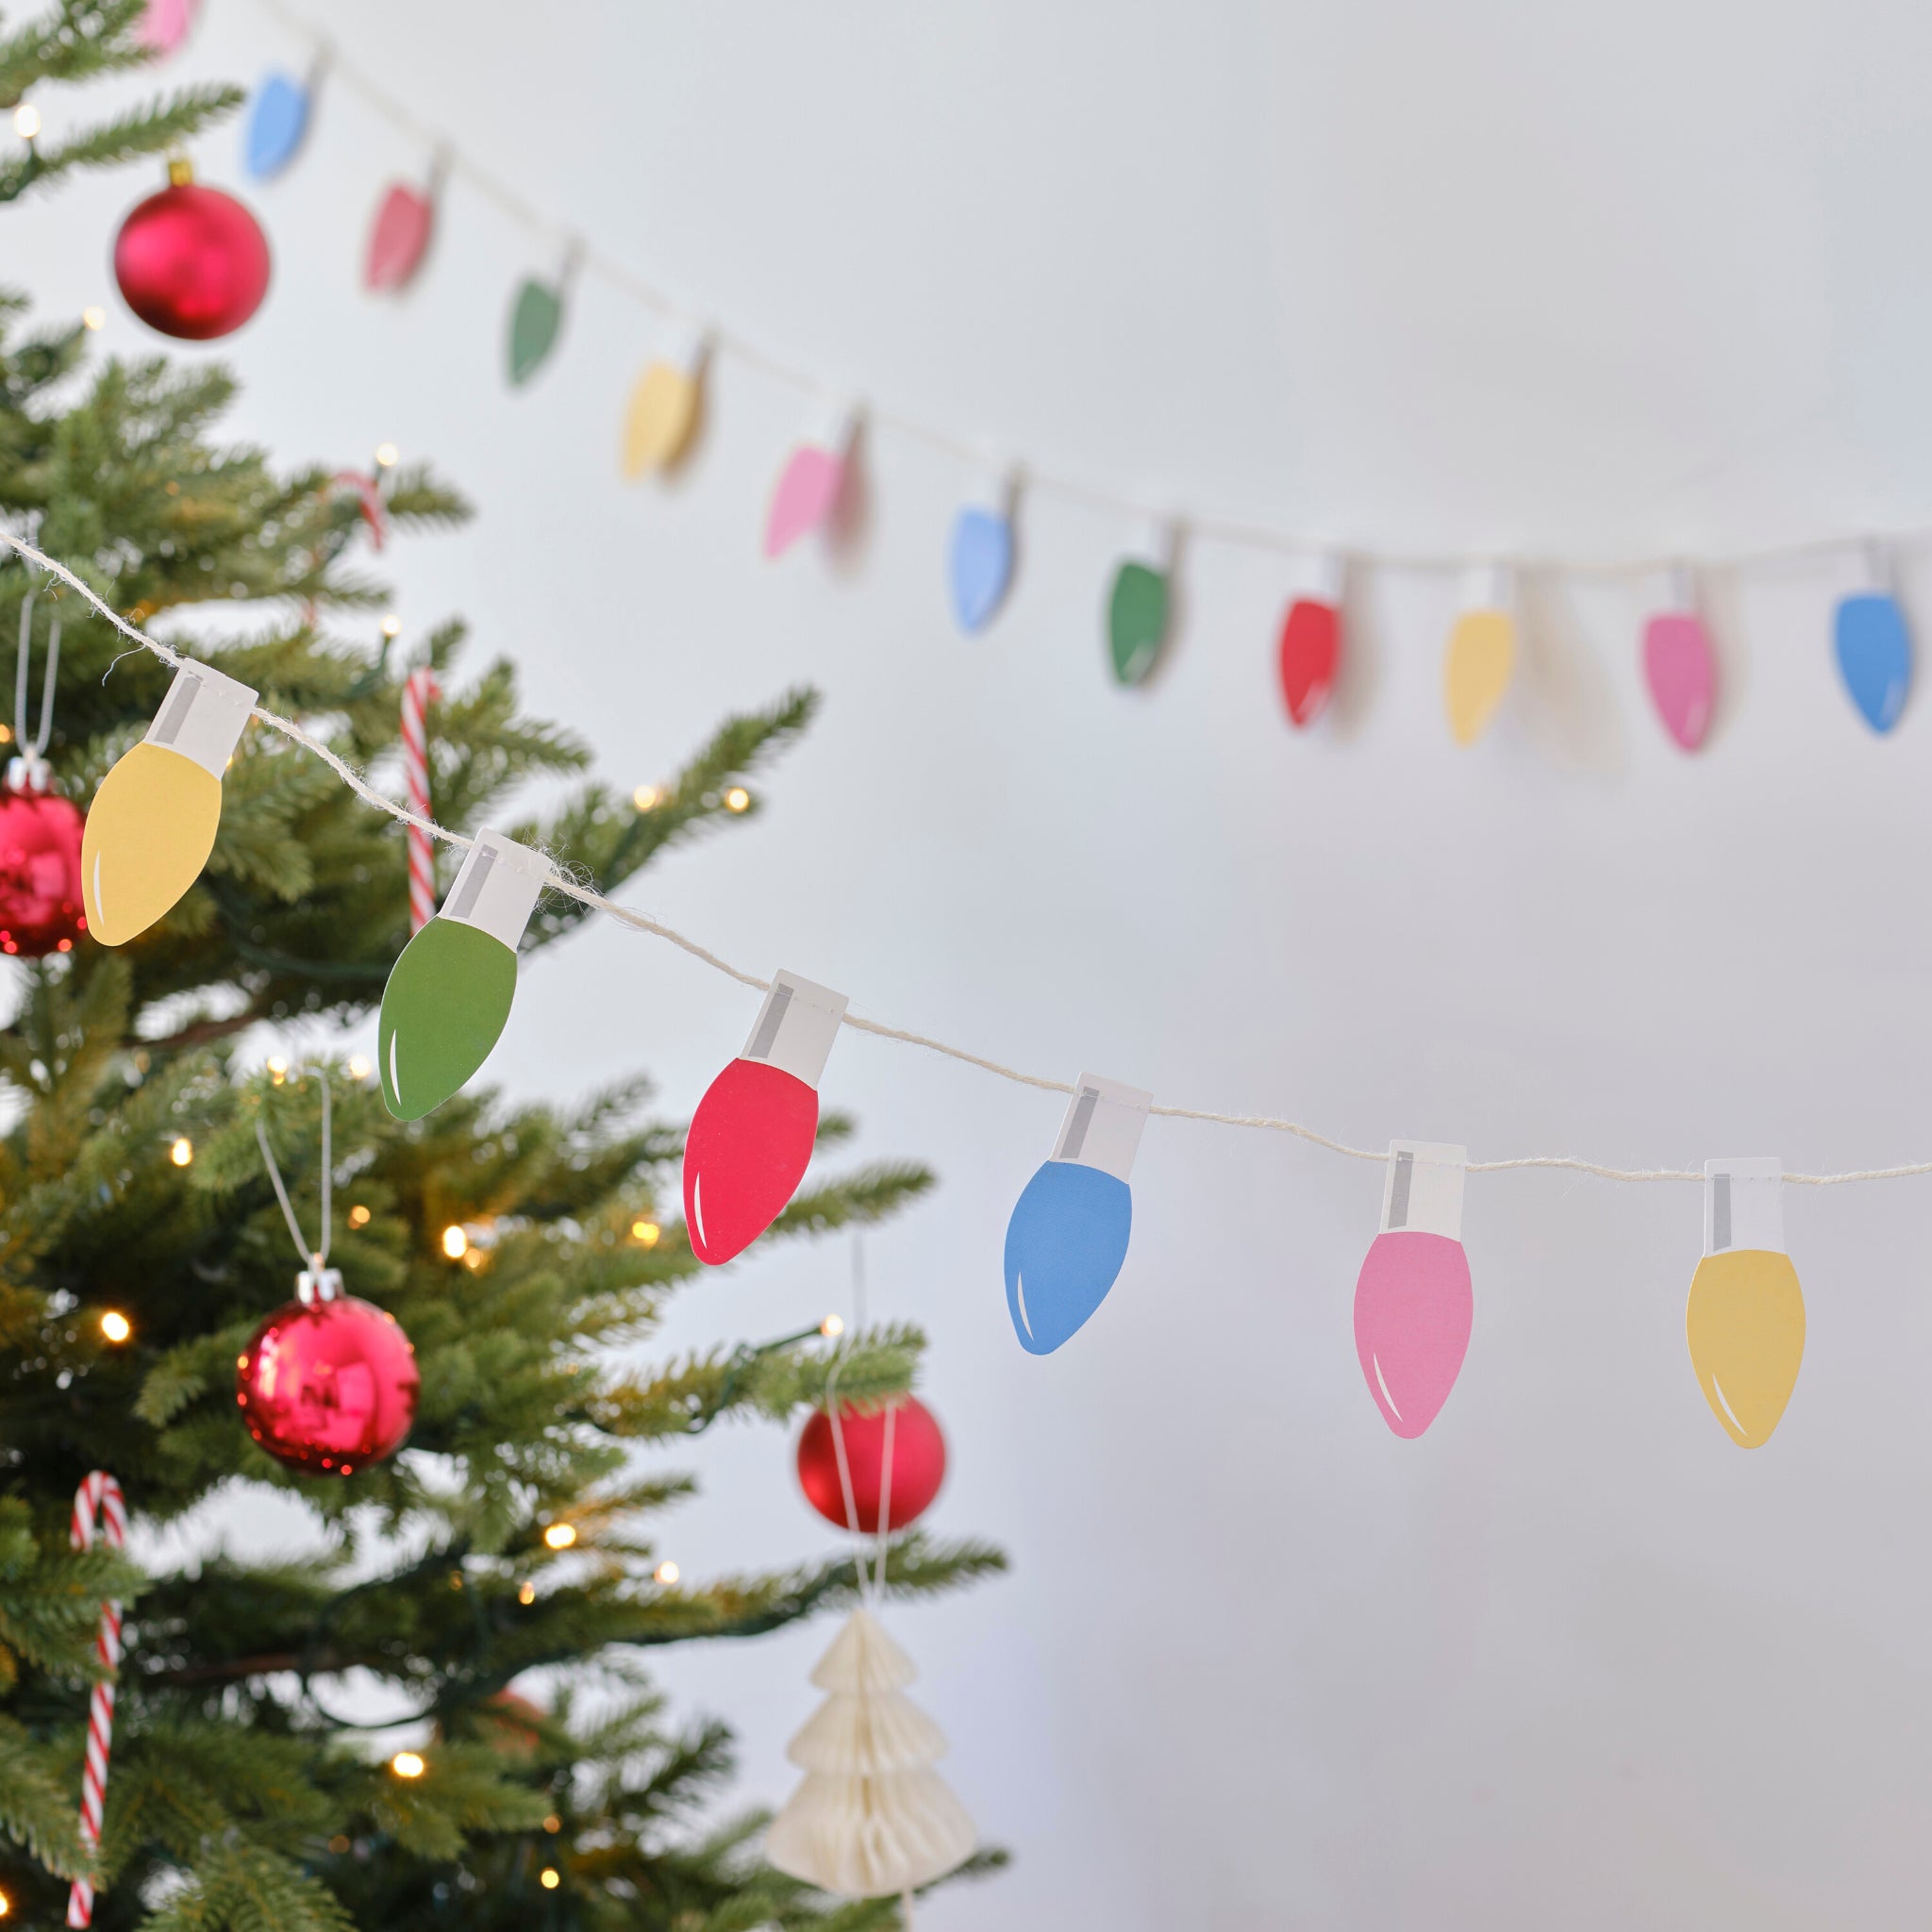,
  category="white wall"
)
[15,3,1932,1924]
